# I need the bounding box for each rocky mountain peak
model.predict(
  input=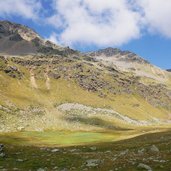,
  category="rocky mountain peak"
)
[89,47,149,64]
[92,47,121,57]
[0,20,41,41]
[0,20,77,55]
